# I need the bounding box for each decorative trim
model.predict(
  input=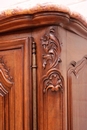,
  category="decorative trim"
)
[0,83,8,96]
[39,27,64,130]
[41,27,61,69]
[67,55,87,130]
[43,69,64,93]
[0,2,87,29]
[31,38,37,130]
[0,57,13,96]
[68,55,87,77]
